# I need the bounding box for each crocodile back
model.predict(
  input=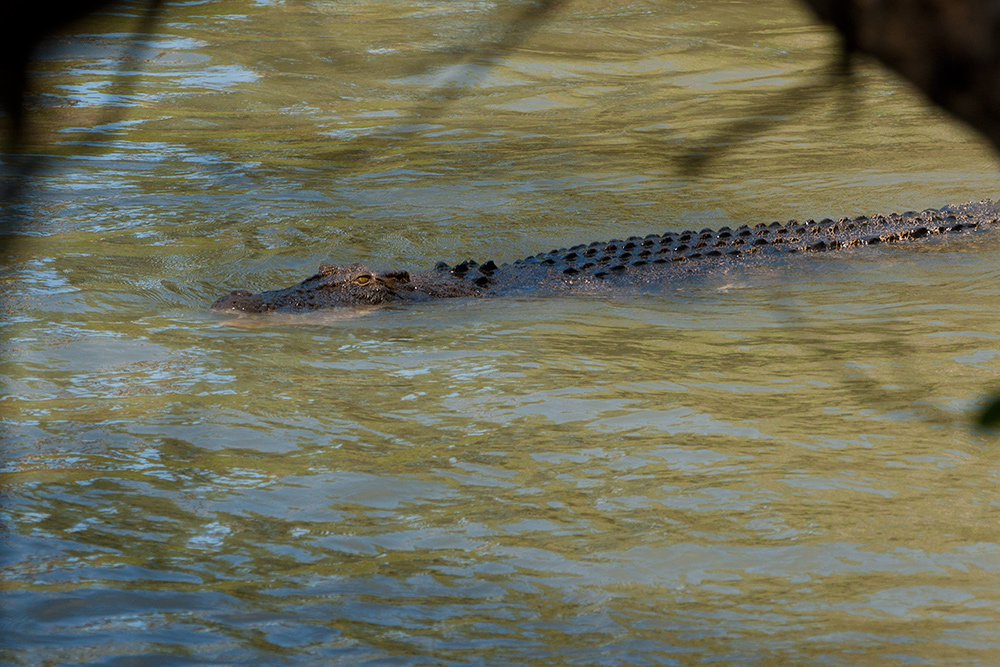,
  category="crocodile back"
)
[441,200,1000,296]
